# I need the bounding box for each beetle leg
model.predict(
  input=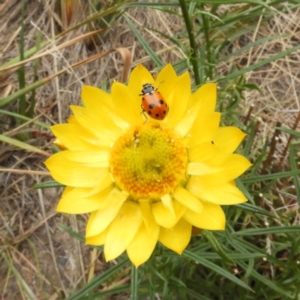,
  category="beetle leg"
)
[140,105,148,123]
